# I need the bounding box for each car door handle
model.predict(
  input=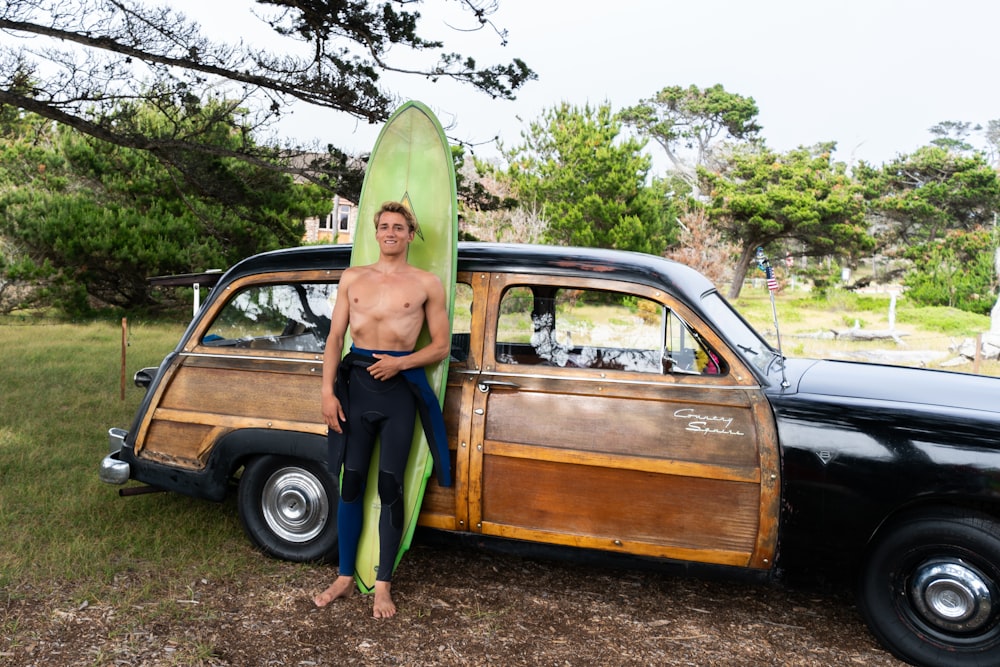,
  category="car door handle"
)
[477,380,520,392]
